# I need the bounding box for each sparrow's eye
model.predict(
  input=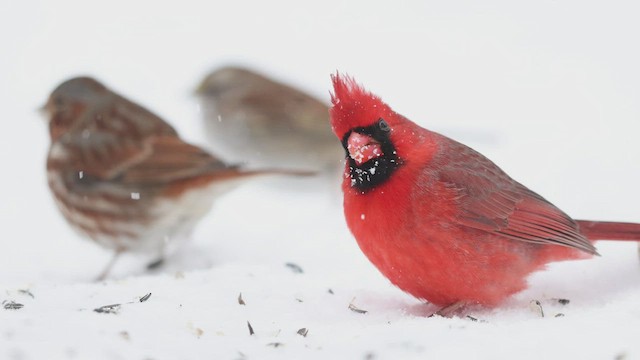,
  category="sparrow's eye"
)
[378,118,390,132]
